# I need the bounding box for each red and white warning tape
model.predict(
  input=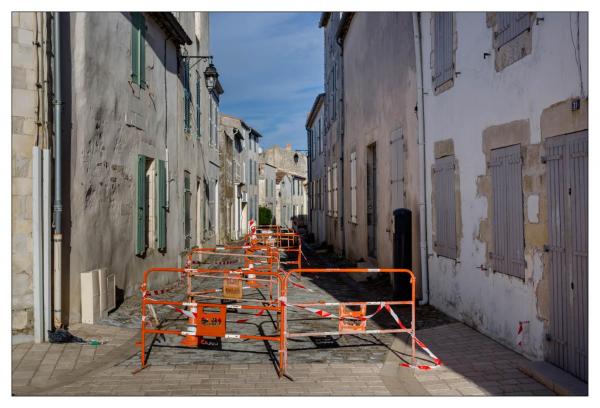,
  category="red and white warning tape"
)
[277,296,441,371]
[383,304,442,370]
